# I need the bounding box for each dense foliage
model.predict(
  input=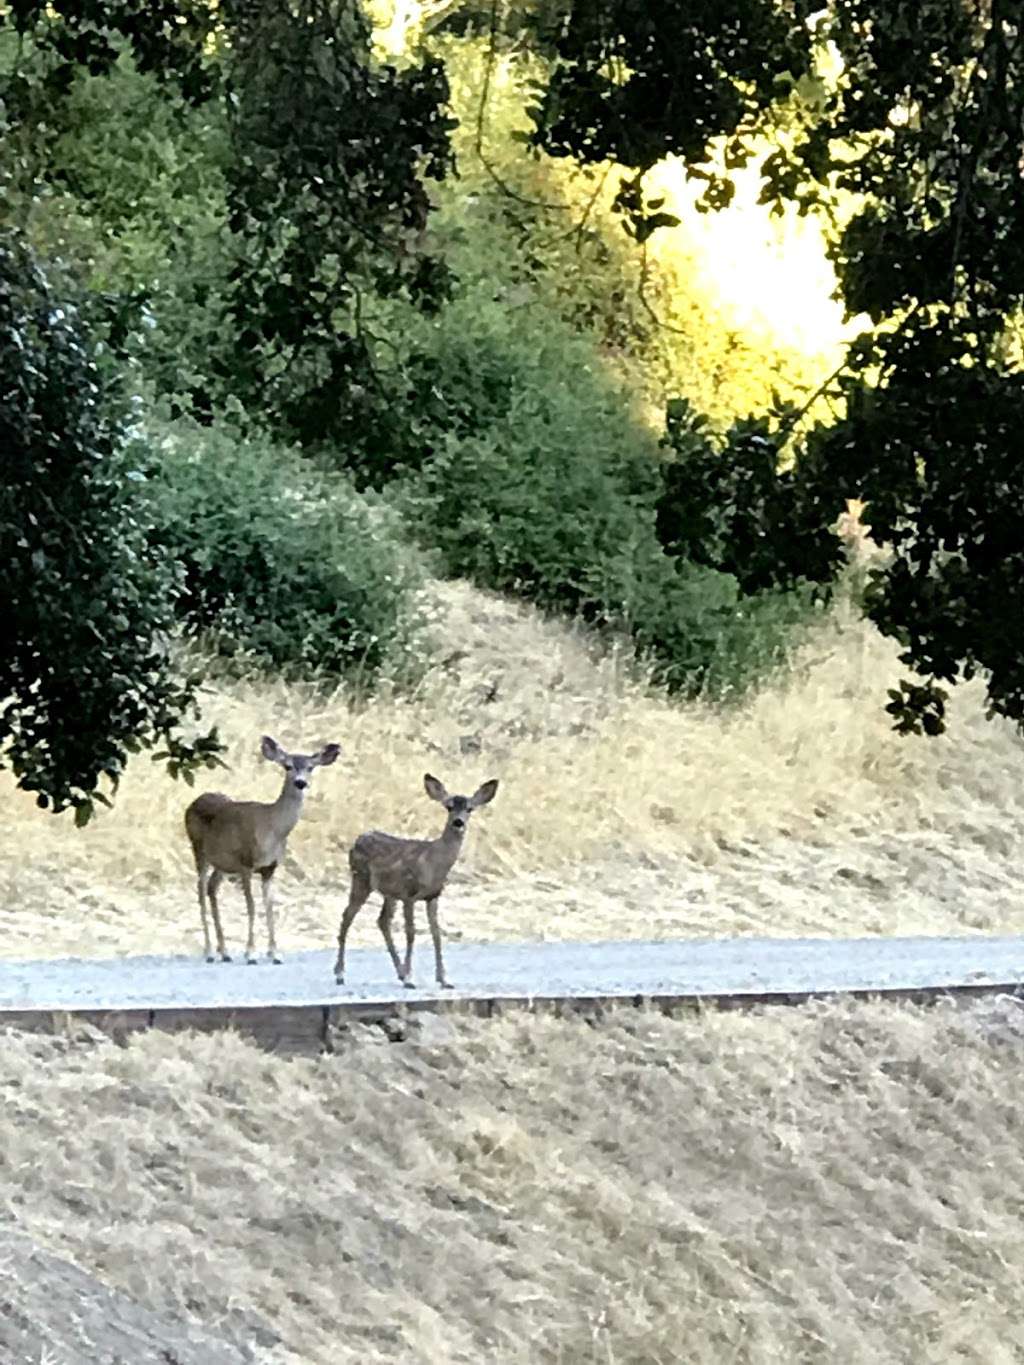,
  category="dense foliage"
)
[221,0,456,446]
[656,399,839,598]
[0,0,453,809]
[530,0,815,233]
[530,0,1024,734]
[398,291,808,694]
[778,0,1024,736]
[146,421,424,681]
[0,239,220,821]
